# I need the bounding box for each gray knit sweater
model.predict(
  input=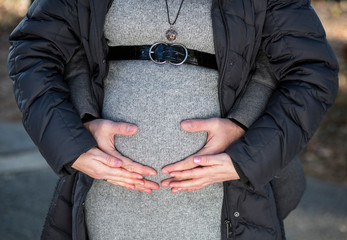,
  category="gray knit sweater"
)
[68,1,277,239]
